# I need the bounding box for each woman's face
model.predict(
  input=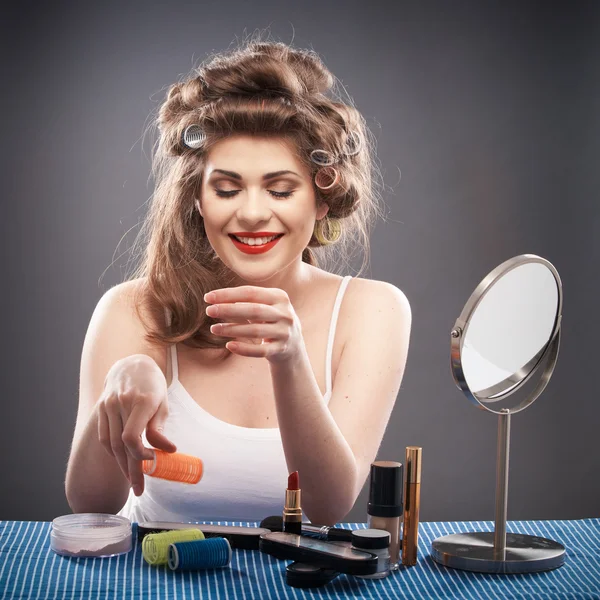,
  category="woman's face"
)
[198,134,329,282]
